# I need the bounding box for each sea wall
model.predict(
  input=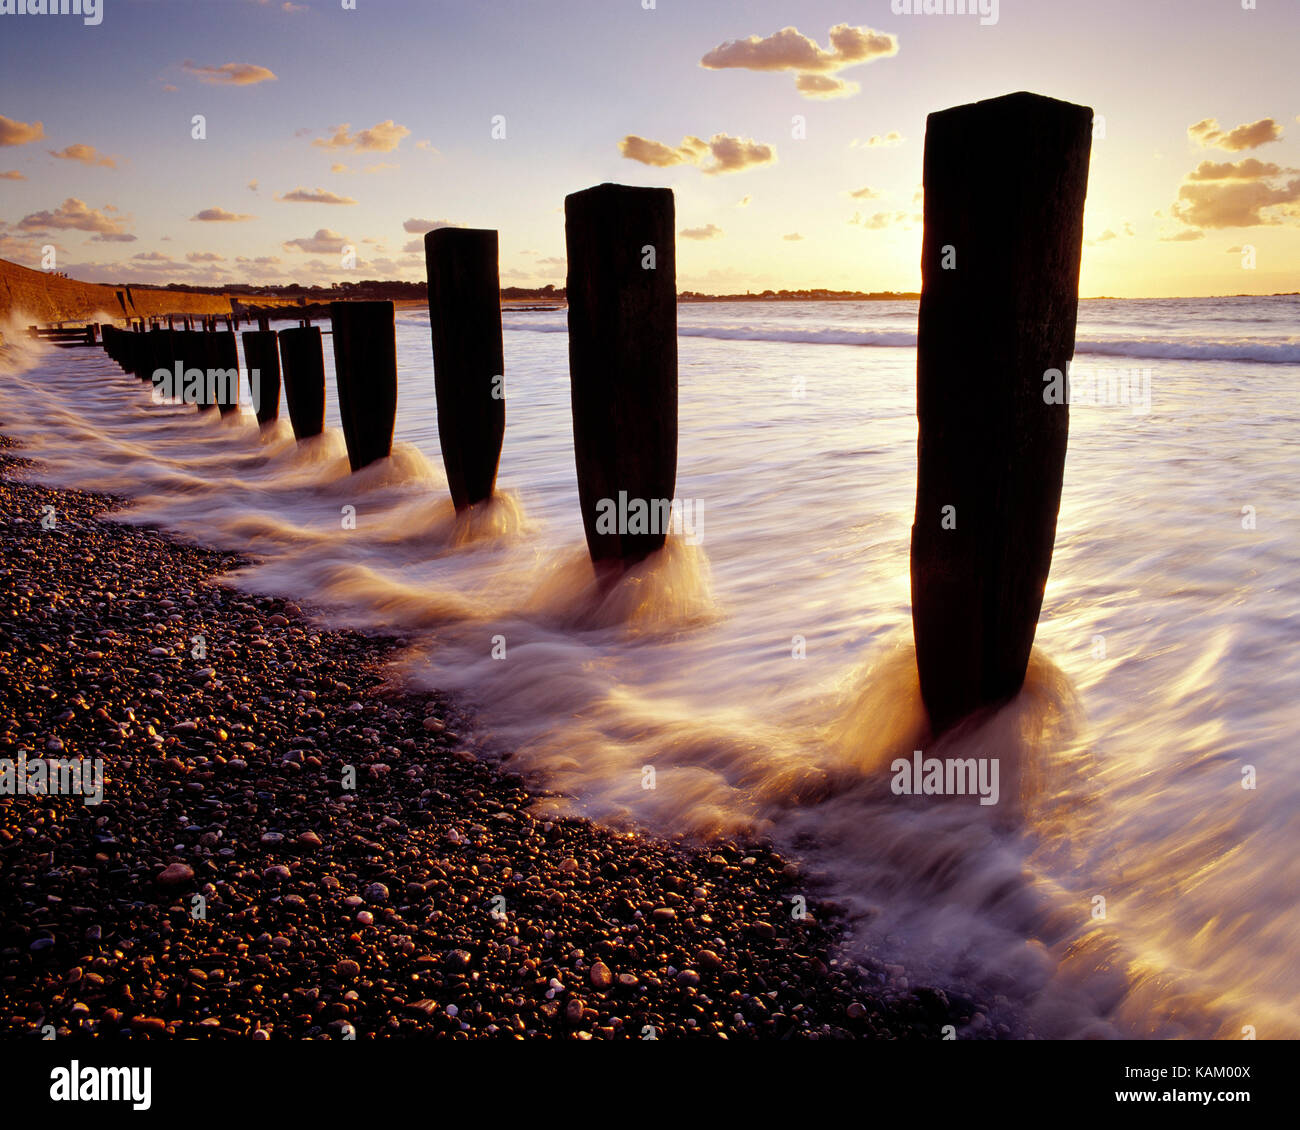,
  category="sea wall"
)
[0,257,234,324]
